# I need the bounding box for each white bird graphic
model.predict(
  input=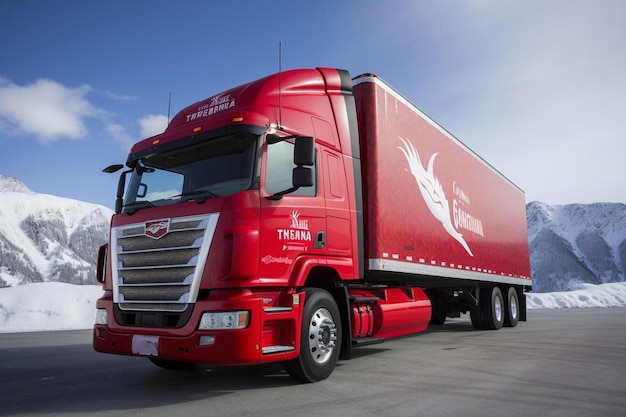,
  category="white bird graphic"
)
[398,137,473,257]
